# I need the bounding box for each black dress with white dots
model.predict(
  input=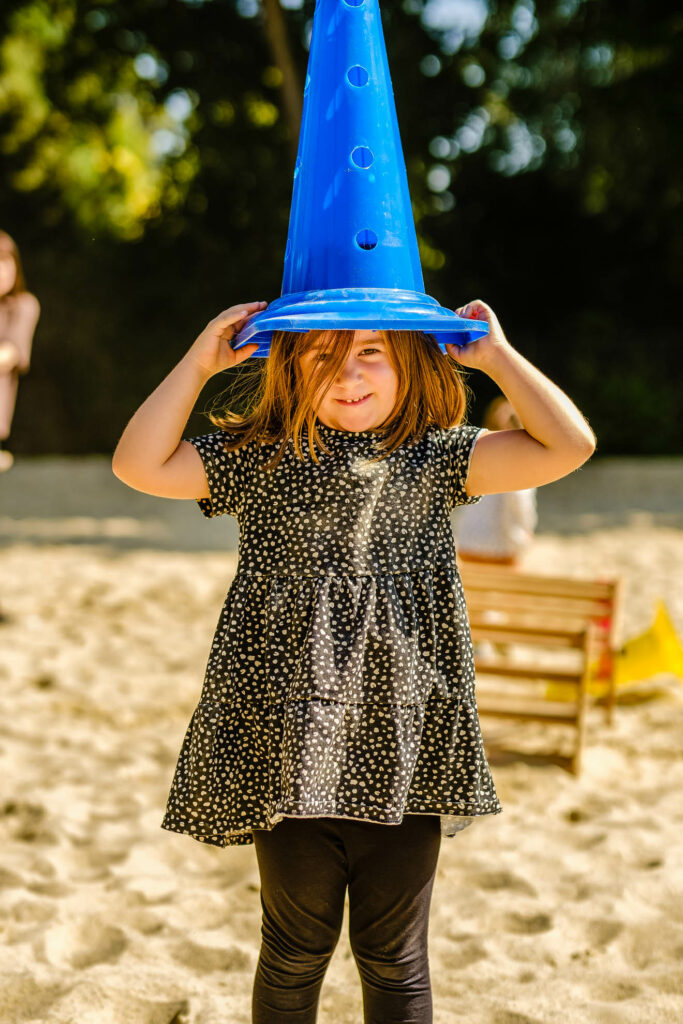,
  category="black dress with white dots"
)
[161,420,502,847]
